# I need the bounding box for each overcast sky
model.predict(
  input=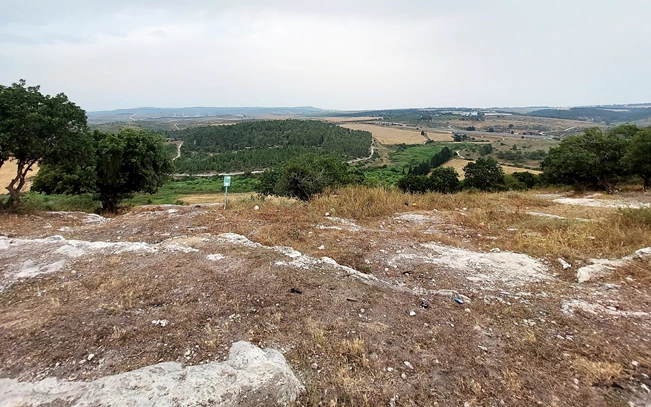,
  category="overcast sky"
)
[1,0,649,111]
